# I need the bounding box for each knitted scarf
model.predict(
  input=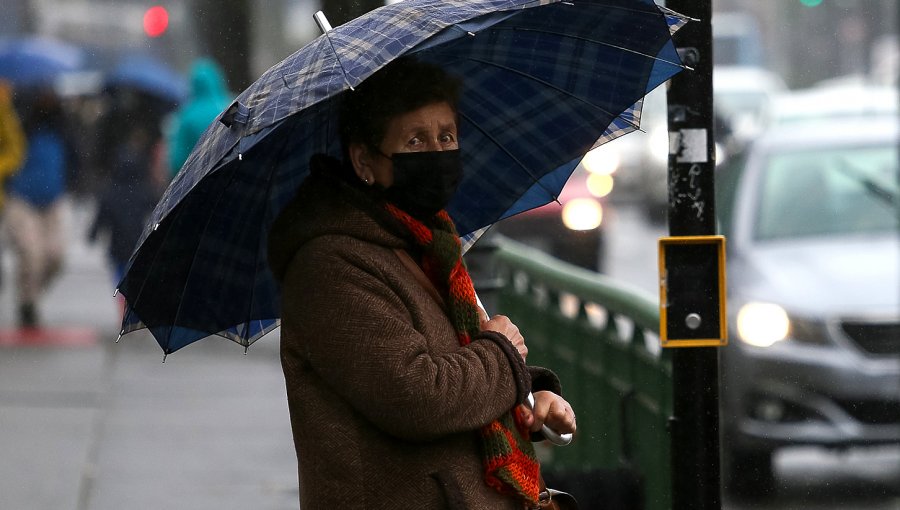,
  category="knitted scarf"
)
[384,203,541,506]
